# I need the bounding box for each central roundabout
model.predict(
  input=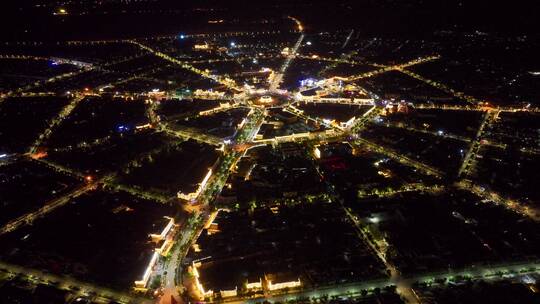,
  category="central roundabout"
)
[245,90,293,108]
